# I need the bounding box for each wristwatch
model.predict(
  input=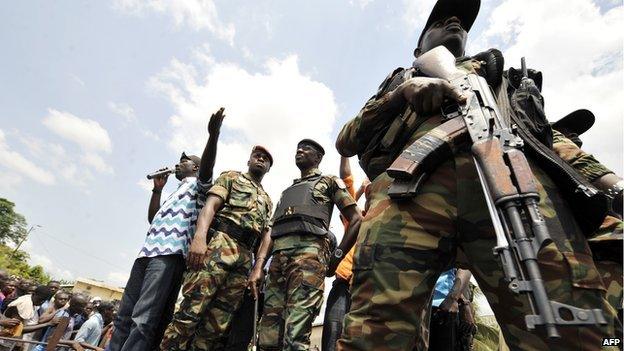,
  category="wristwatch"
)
[333,248,344,260]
